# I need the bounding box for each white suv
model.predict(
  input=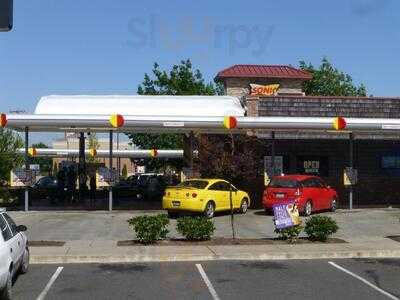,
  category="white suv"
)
[0,209,29,300]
